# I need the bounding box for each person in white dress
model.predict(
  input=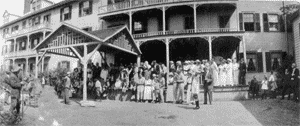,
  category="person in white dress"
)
[143,70,153,102]
[219,59,227,87]
[232,59,239,85]
[226,59,234,86]
[211,58,219,87]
